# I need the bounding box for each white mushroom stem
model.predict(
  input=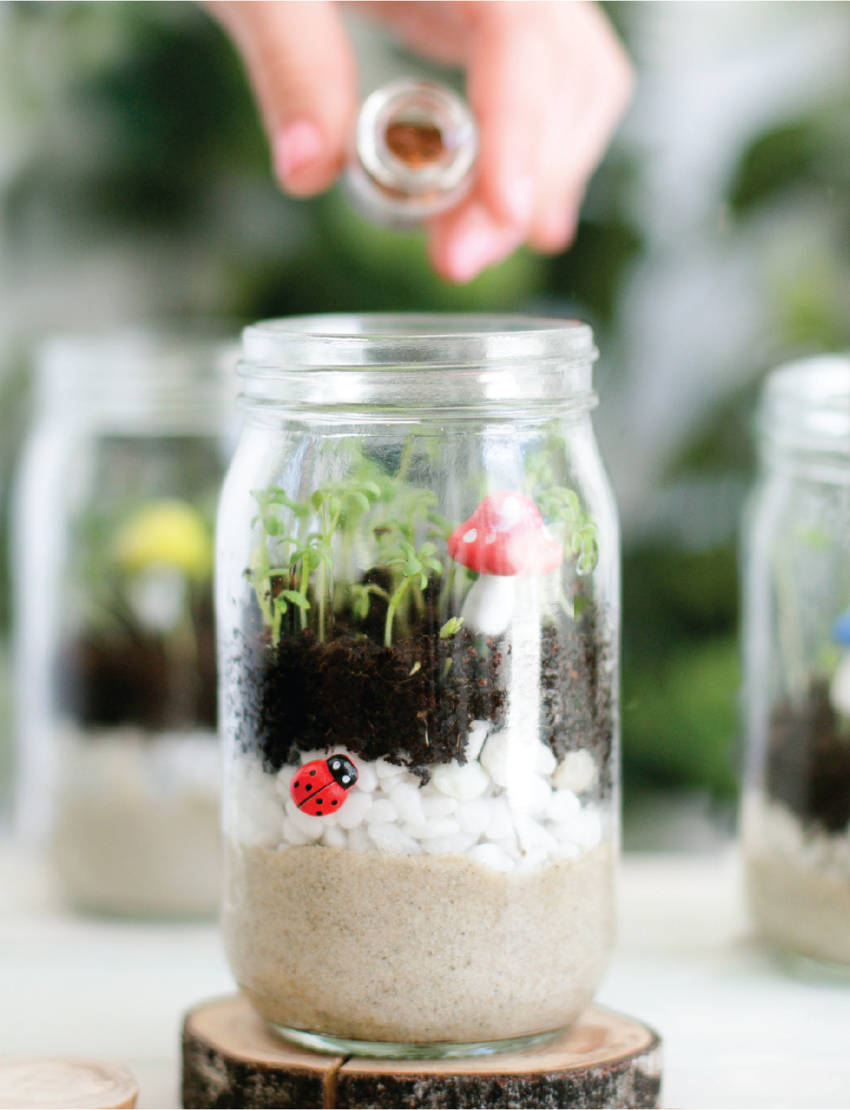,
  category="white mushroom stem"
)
[505,576,543,854]
[830,652,850,717]
[460,574,516,637]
